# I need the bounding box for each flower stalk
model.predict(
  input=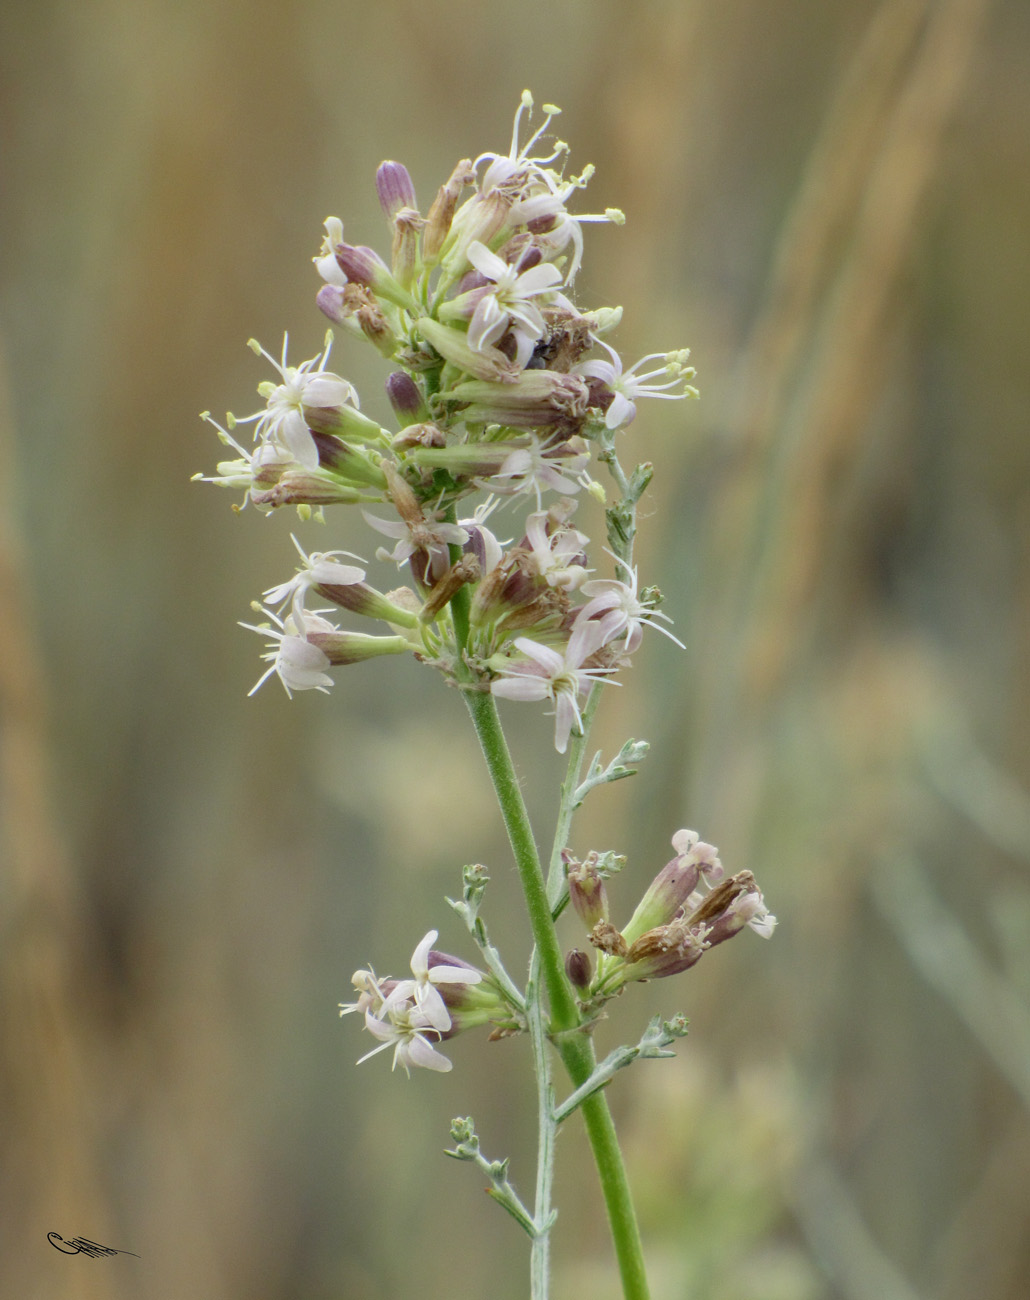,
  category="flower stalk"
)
[200,88,774,1300]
